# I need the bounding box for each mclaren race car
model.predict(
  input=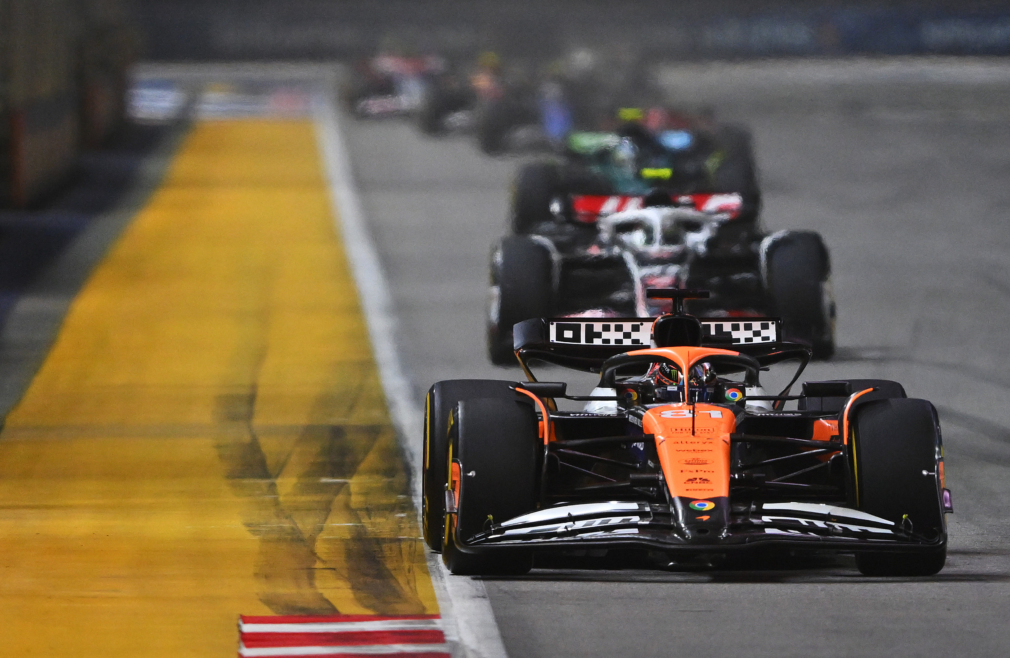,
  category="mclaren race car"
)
[425,290,952,577]
[487,191,835,365]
